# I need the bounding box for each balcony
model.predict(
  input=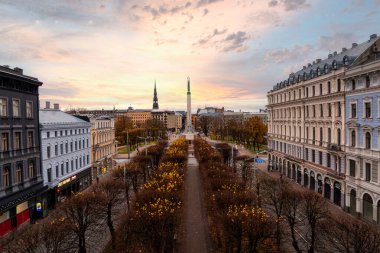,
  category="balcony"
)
[327,143,341,151]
